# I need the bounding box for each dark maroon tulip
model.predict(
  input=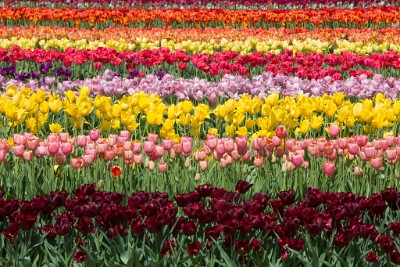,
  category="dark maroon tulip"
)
[195,184,214,197]
[73,250,87,263]
[253,192,269,206]
[189,191,201,203]
[381,188,399,210]
[235,180,253,194]
[49,190,68,207]
[334,233,349,248]
[359,224,376,239]
[365,252,378,263]
[183,202,205,219]
[205,225,224,240]
[270,199,285,214]
[277,190,296,205]
[145,217,163,234]
[245,200,266,215]
[131,219,144,235]
[12,213,37,231]
[377,235,396,253]
[181,221,197,236]
[186,242,201,256]
[55,213,73,236]
[141,202,158,217]
[109,225,128,238]
[306,217,325,236]
[74,184,96,197]
[367,194,387,217]
[391,252,400,264]
[209,198,228,211]
[3,222,19,241]
[75,216,94,235]
[197,210,214,224]
[302,188,324,207]
[390,222,400,234]
[175,193,192,207]
[228,205,246,220]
